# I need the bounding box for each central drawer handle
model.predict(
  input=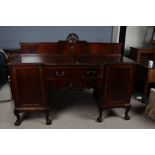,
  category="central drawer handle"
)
[56,71,65,77]
[86,70,96,75]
